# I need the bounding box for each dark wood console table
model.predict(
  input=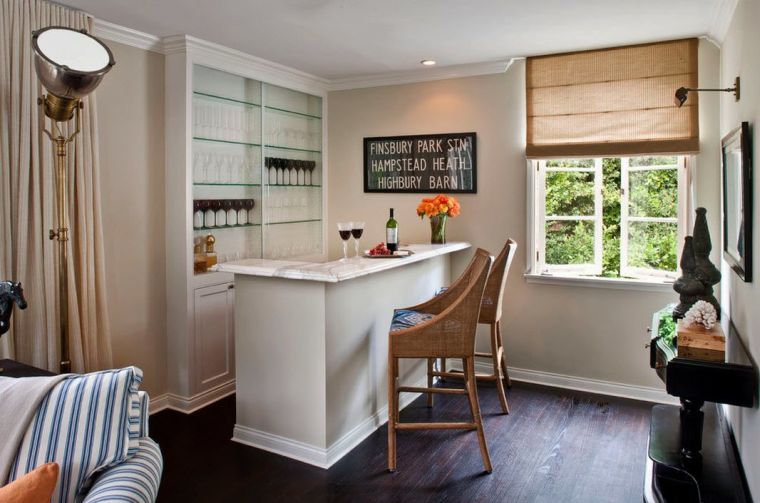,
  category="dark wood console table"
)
[0,358,54,377]
[646,314,757,502]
